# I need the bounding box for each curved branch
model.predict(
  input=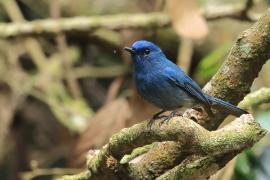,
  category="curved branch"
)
[200,9,270,129]
[121,9,270,178]
[58,8,270,180]
[156,153,237,180]
[85,114,265,179]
